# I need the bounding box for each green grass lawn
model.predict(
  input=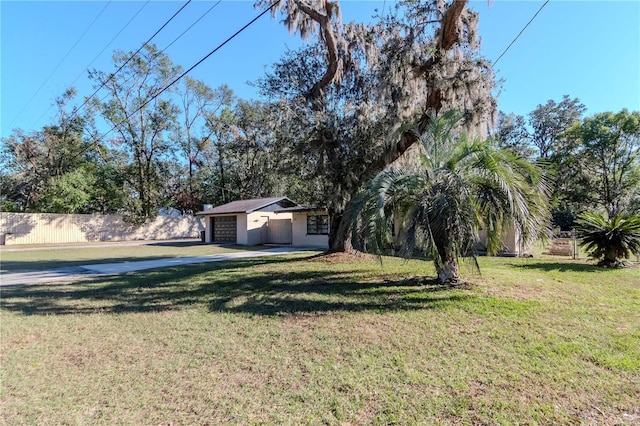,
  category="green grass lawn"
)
[0,242,263,273]
[1,251,638,425]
